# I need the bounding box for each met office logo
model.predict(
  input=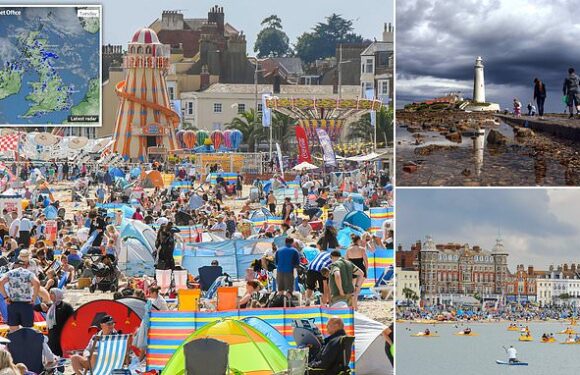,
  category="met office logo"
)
[0,9,22,16]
